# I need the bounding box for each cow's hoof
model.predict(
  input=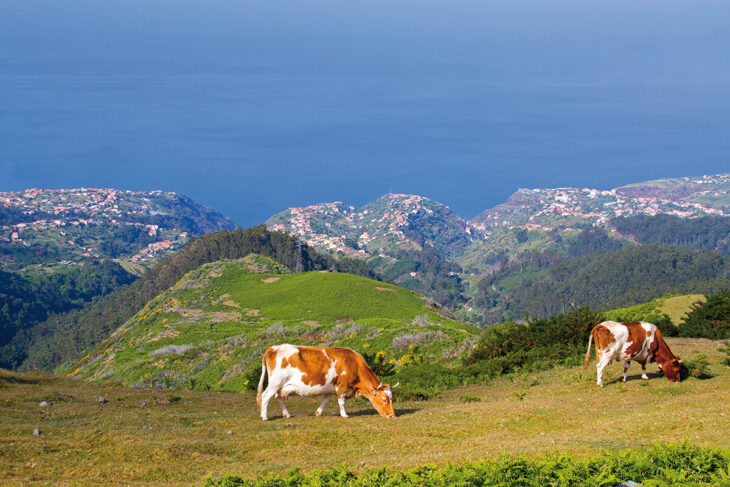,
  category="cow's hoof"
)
[261,418,269,421]
[642,376,649,380]
[283,413,292,418]
[621,378,627,383]
[315,411,322,417]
